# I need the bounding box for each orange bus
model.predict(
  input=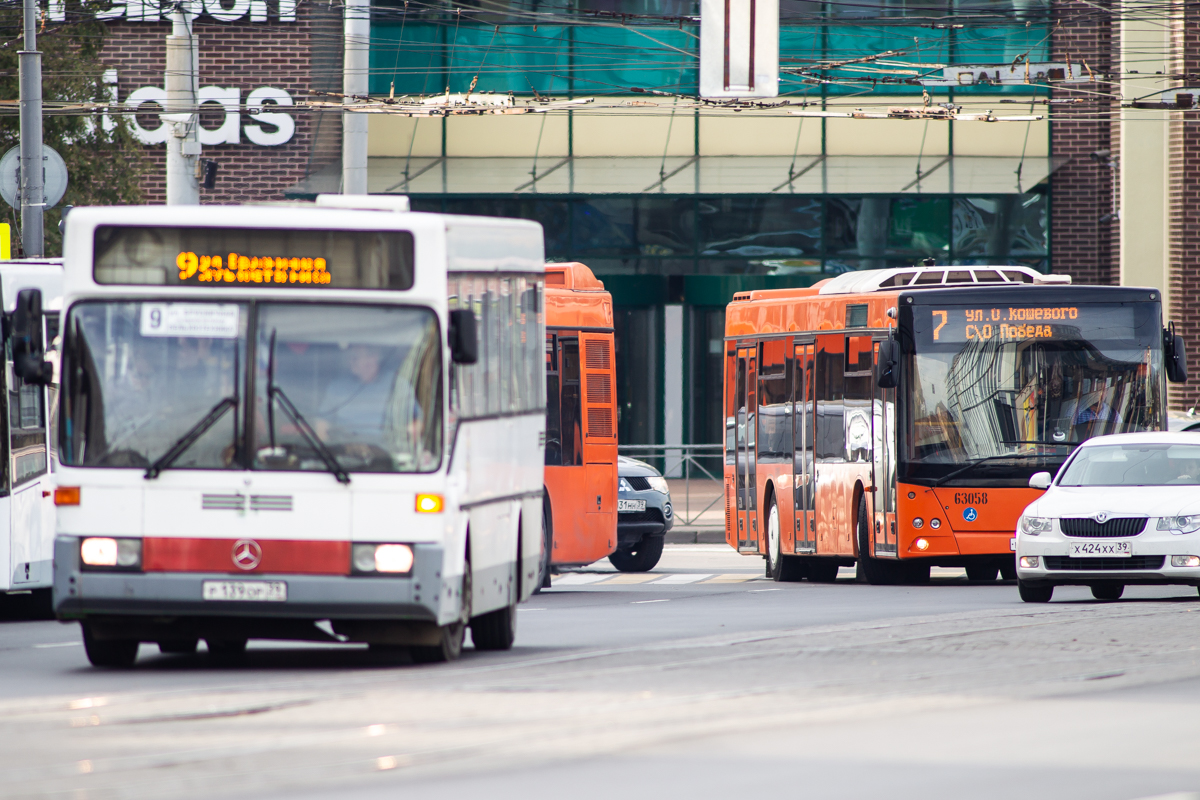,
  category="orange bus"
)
[539,262,617,587]
[723,265,1186,584]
